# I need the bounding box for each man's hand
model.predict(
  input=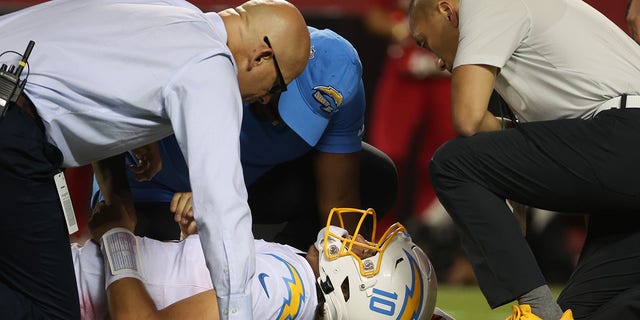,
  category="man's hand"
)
[171,192,197,237]
[128,142,162,181]
[628,0,640,44]
[88,201,136,240]
[350,234,376,259]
